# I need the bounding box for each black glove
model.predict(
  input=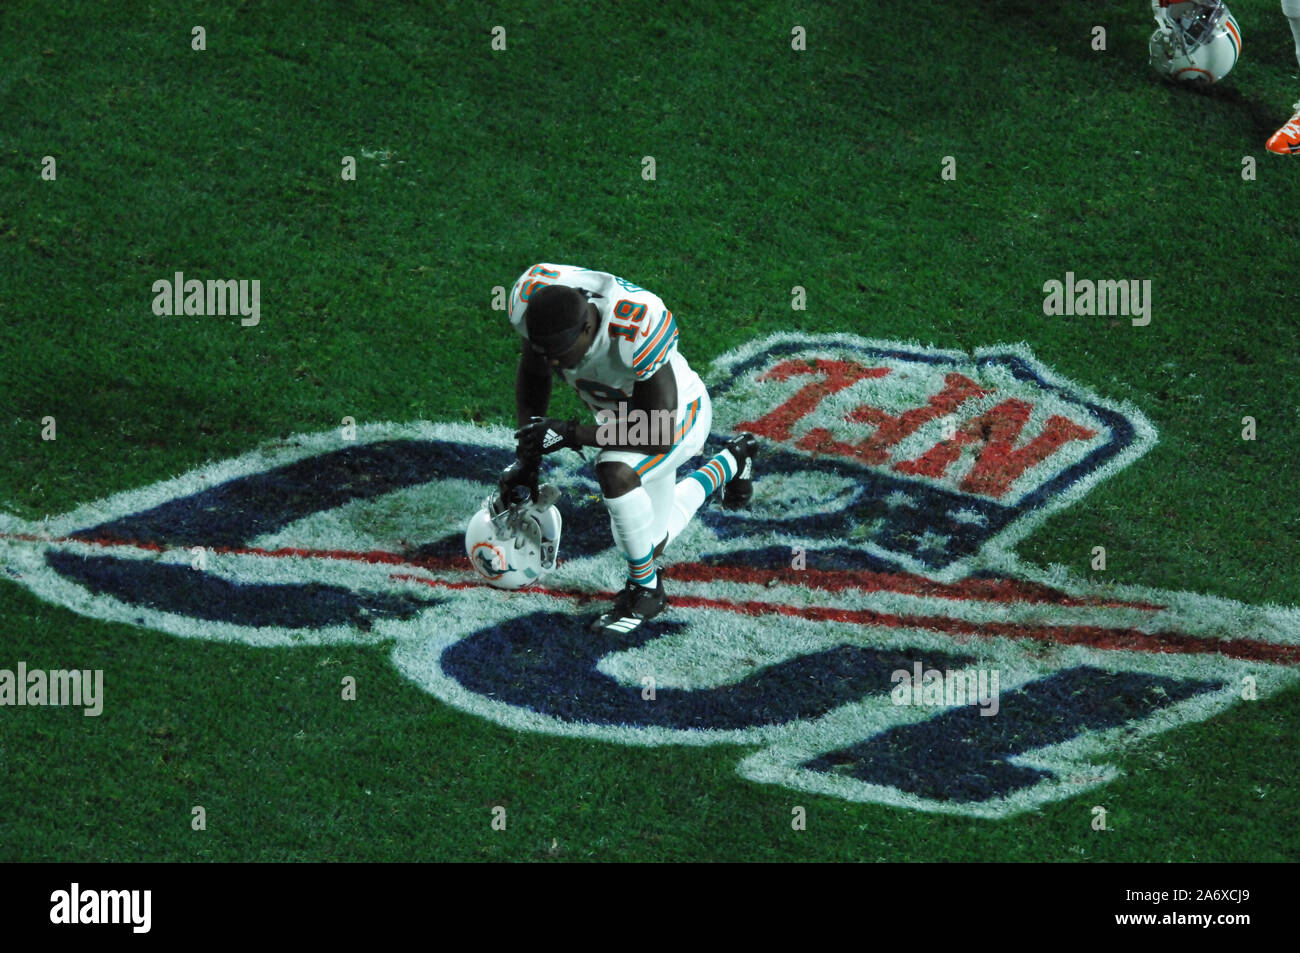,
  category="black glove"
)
[498,456,540,506]
[514,417,580,457]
